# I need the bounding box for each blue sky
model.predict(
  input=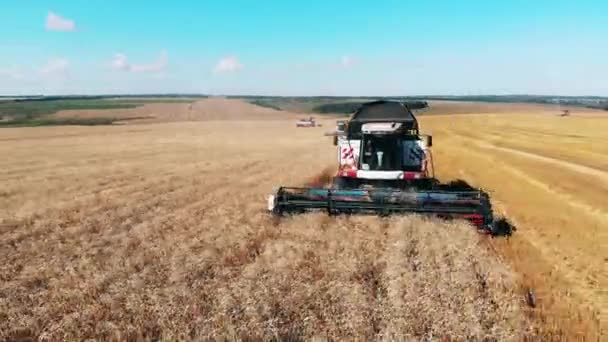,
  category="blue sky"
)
[0,0,606,96]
